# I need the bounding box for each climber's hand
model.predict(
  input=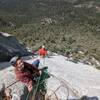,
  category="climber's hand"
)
[39,70,42,75]
[28,84,33,92]
[28,81,33,92]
